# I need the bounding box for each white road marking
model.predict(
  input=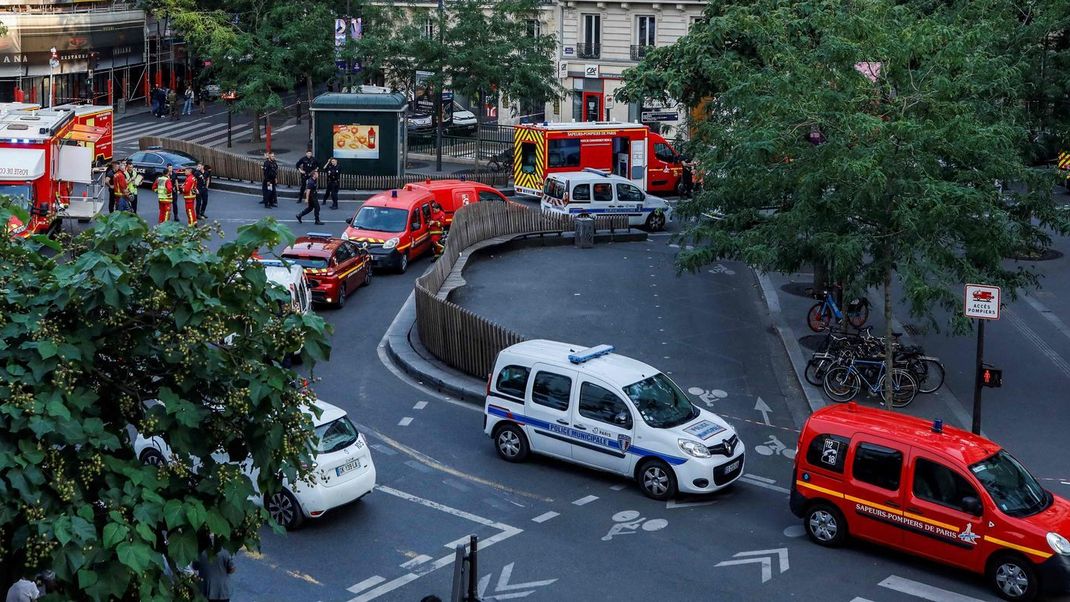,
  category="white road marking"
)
[878,575,987,602]
[413,401,428,410]
[1007,310,1070,380]
[1022,293,1070,345]
[739,475,790,494]
[572,495,599,506]
[666,498,717,509]
[743,474,776,484]
[346,576,385,594]
[754,396,772,425]
[399,555,432,570]
[609,484,627,491]
[398,416,414,427]
[531,511,559,523]
[849,598,876,602]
